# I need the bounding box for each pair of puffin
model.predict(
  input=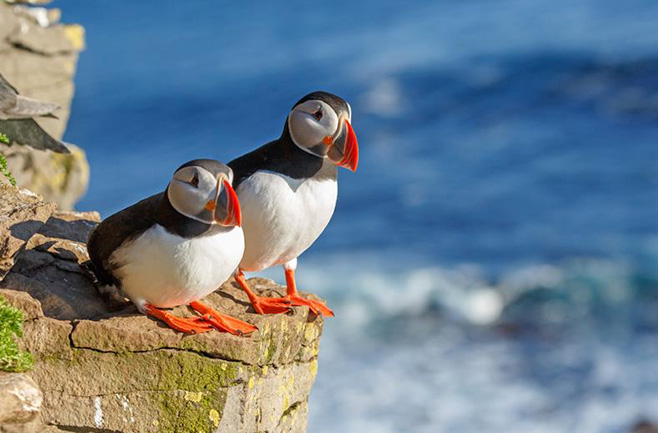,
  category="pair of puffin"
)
[87,91,358,335]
